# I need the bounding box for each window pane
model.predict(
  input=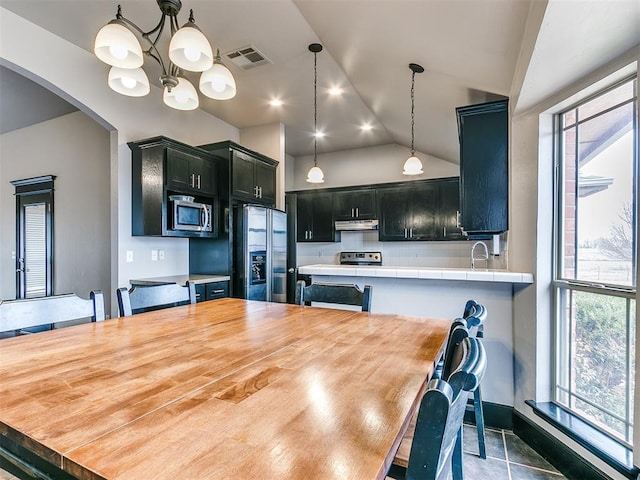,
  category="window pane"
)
[561,94,636,286]
[578,81,634,122]
[556,288,635,443]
